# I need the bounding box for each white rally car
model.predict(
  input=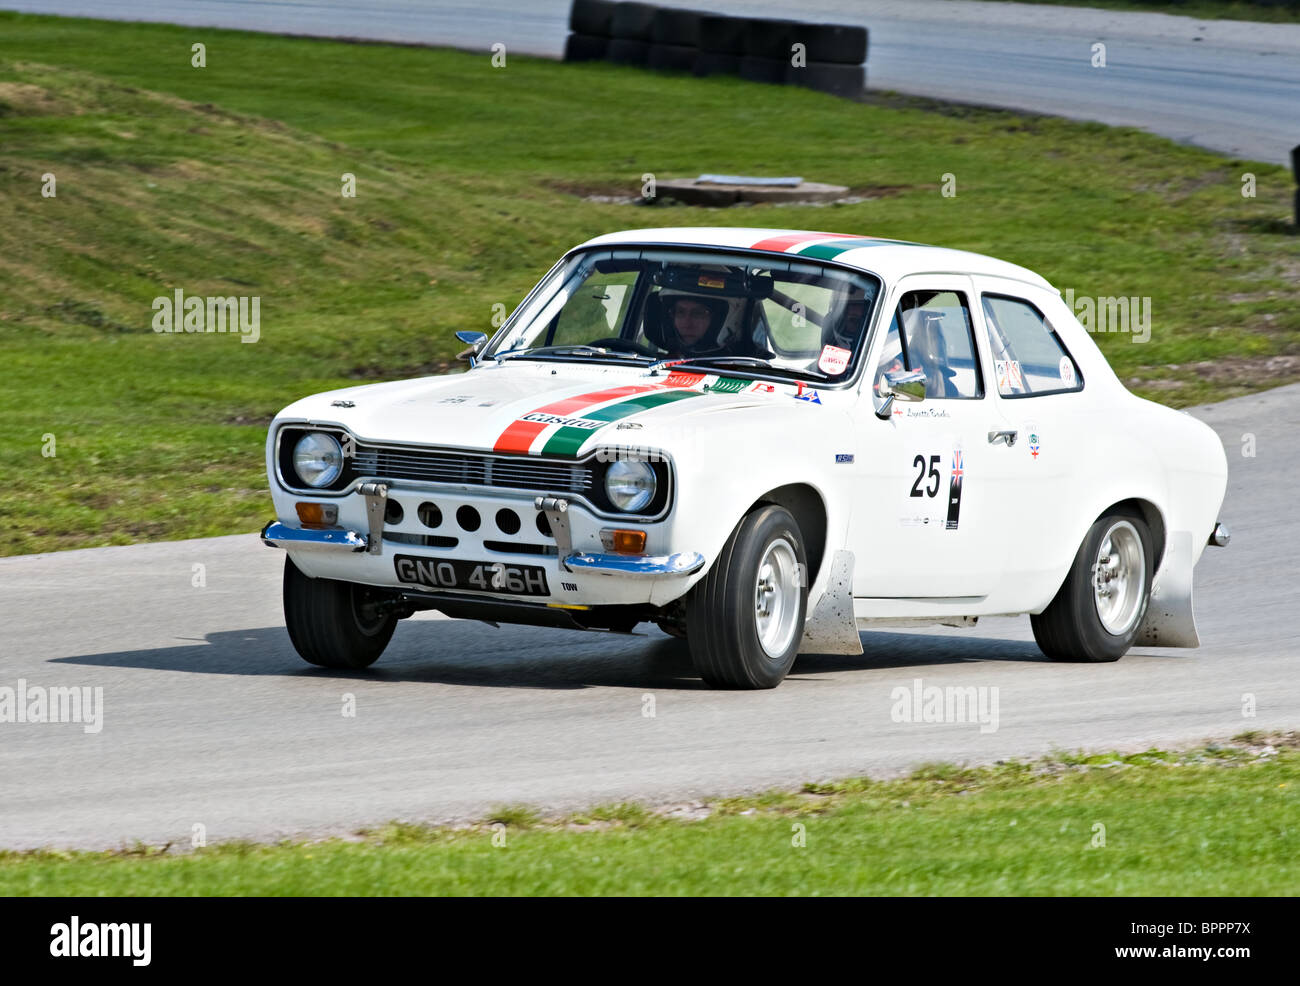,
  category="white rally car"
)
[262,227,1229,688]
